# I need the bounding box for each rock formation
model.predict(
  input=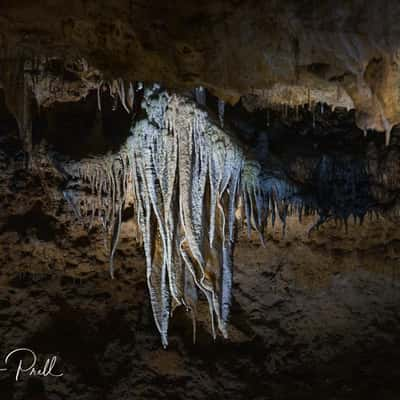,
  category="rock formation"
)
[0,1,400,399]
